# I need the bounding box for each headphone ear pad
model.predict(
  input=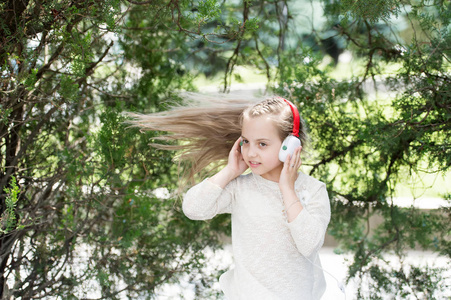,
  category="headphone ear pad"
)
[279,136,301,162]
